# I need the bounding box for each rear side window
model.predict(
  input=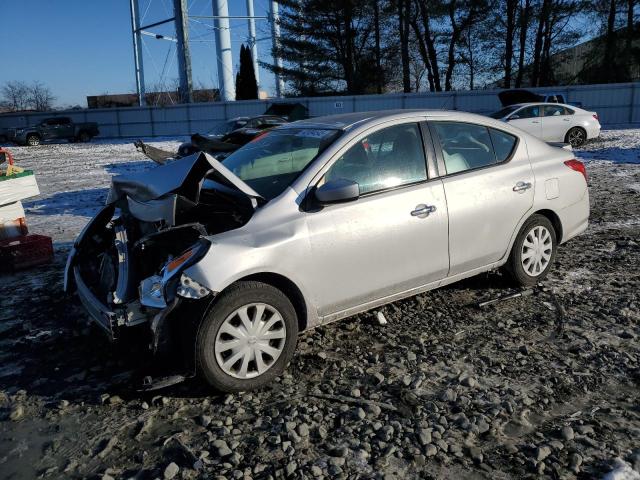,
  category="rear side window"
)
[543,105,566,117]
[489,129,517,162]
[432,122,496,175]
